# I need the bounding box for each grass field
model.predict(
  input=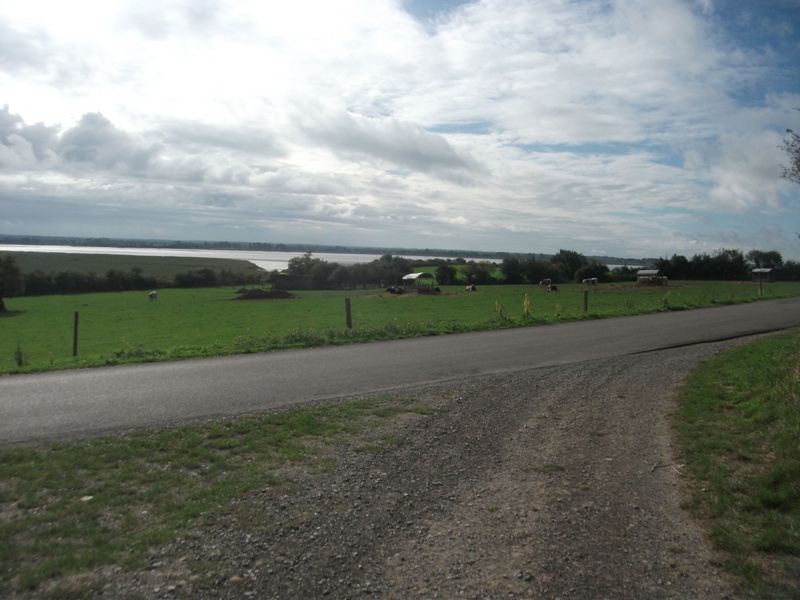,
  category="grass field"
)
[2,278,800,374]
[8,252,263,280]
[674,329,800,598]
